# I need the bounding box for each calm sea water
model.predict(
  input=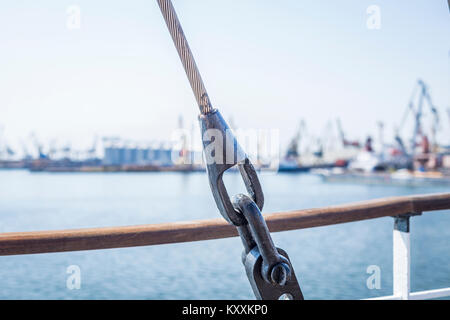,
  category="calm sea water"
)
[0,169,448,299]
